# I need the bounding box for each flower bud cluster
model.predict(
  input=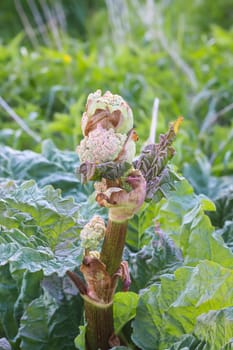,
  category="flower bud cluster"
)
[76,90,136,165]
[77,125,126,164]
[80,215,106,251]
